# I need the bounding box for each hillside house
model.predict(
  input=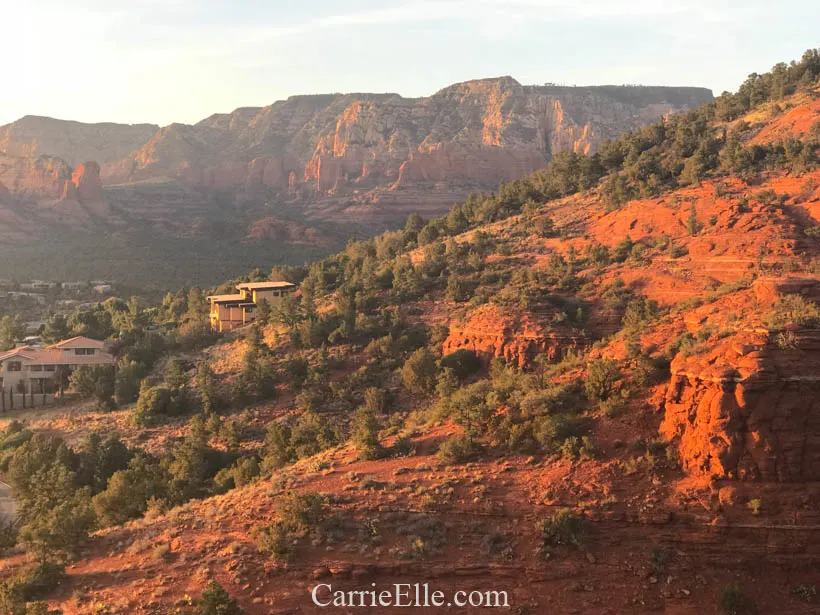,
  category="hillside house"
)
[0,336,115,395]
[207,281,296,332]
